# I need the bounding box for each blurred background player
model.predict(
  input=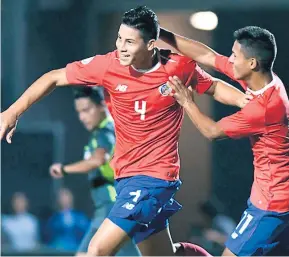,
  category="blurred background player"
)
[44,188,89,252]
[162,26,289,256]
[0,5,251,256]
[49,87,139,256]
